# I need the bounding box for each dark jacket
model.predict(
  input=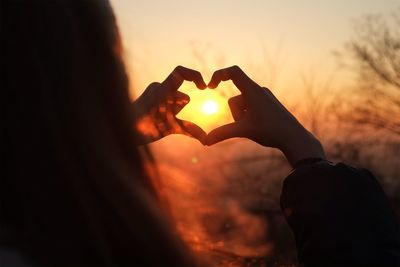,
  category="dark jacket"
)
[281,161,400,266]
[1,161,400,266]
